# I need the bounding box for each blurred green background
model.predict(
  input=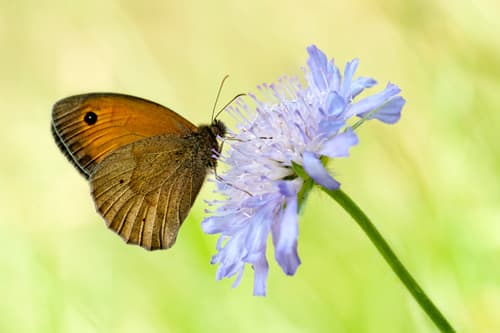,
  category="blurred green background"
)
[1,0,499,332]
